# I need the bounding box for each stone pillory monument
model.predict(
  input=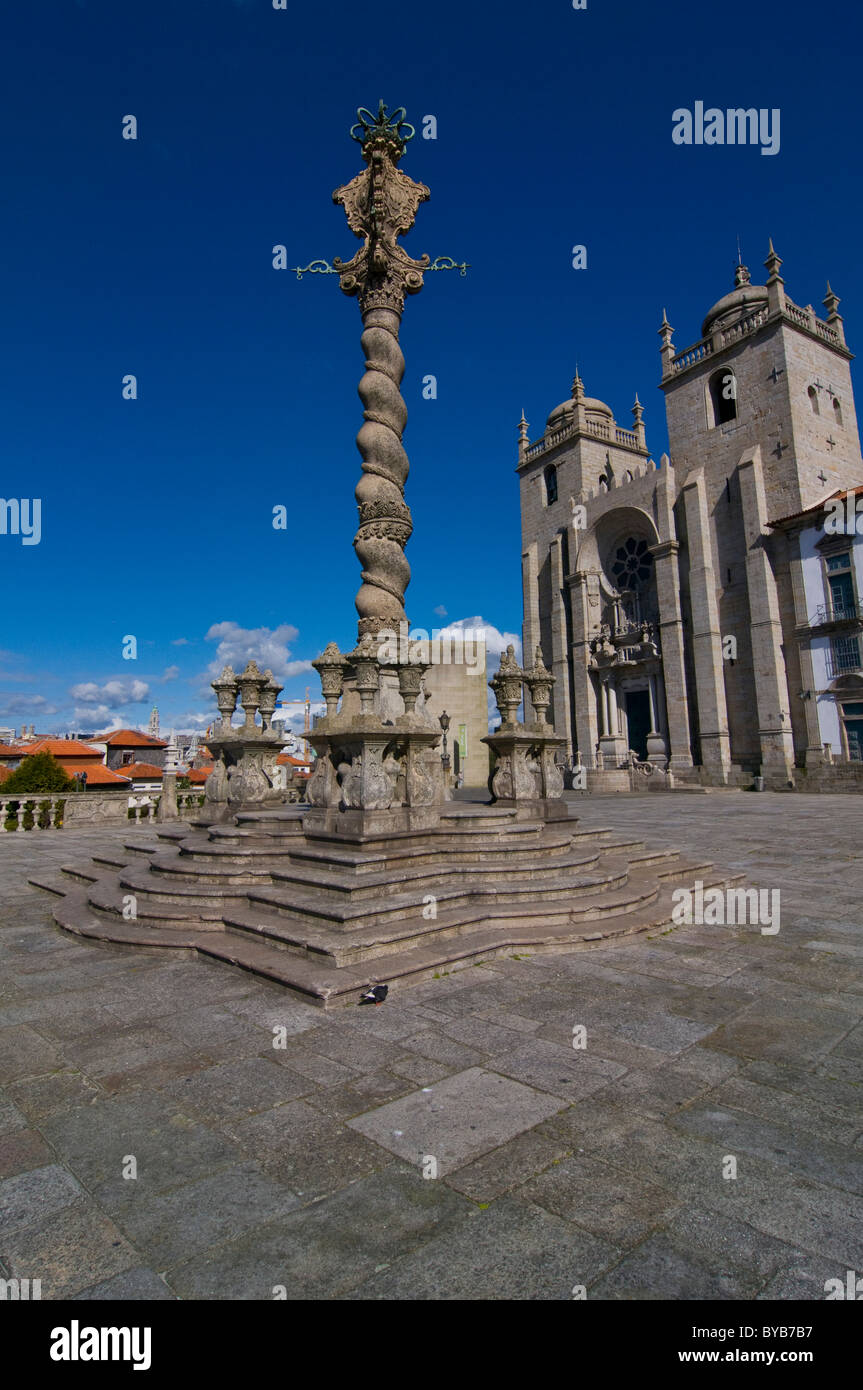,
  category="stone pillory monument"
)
[35,107,738,1005]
